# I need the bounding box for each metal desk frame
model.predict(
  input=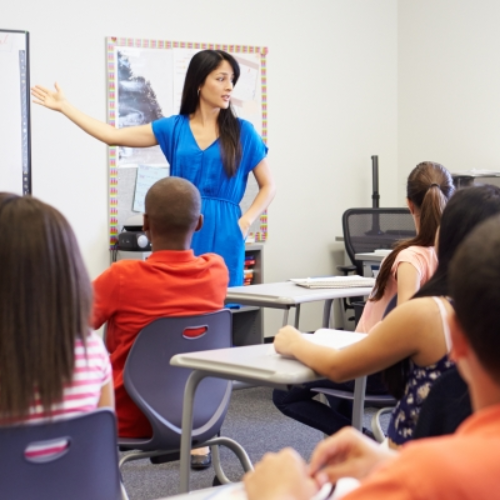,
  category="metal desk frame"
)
[226,281,373,329]
[171,340,367,493]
